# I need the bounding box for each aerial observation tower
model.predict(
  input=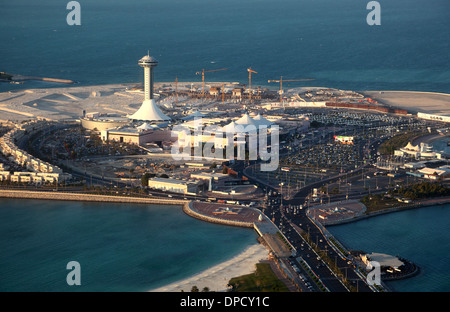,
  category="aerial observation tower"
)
[129,52,171,121]
[140,52,158,100]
